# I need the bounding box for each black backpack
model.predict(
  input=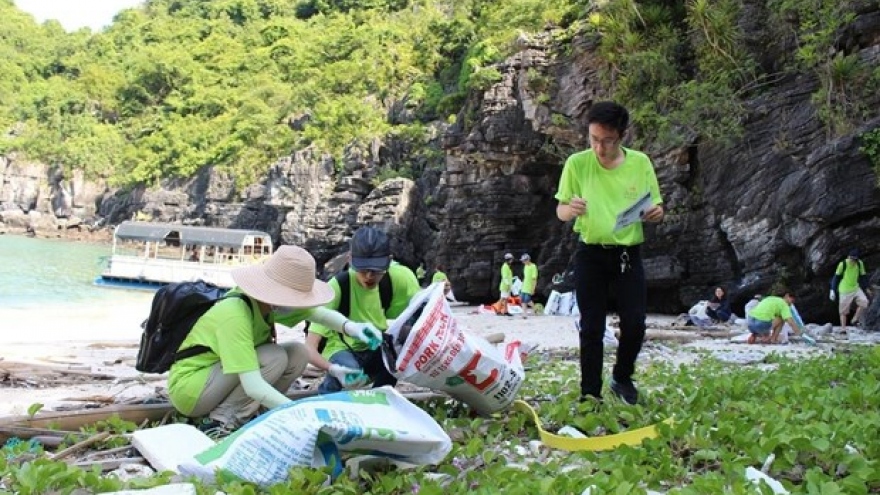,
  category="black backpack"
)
[136,280,252,373]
